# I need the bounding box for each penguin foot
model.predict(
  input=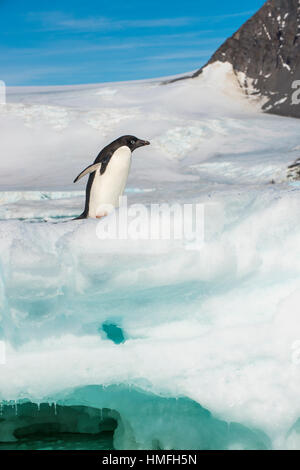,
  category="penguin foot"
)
[96,211,108,219]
